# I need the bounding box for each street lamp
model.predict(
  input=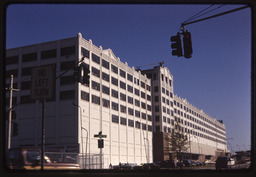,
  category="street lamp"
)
[73,103,84,168]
